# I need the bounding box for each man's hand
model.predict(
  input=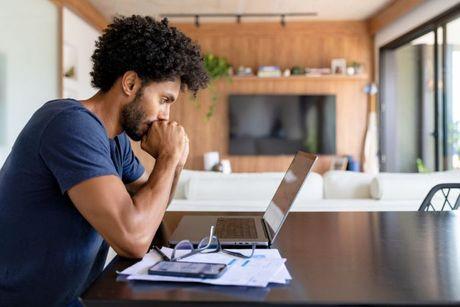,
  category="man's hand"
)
[141,120,185,164]
[127,123,189,196]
